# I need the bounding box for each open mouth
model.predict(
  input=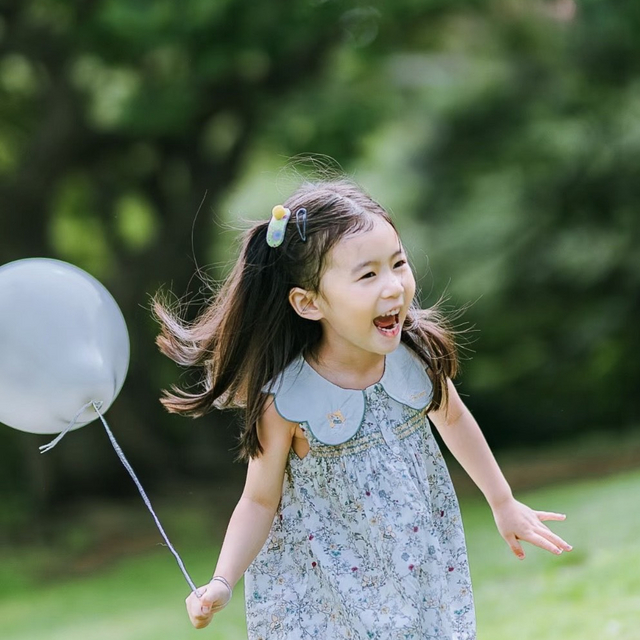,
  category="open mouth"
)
[373,312,400,337]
